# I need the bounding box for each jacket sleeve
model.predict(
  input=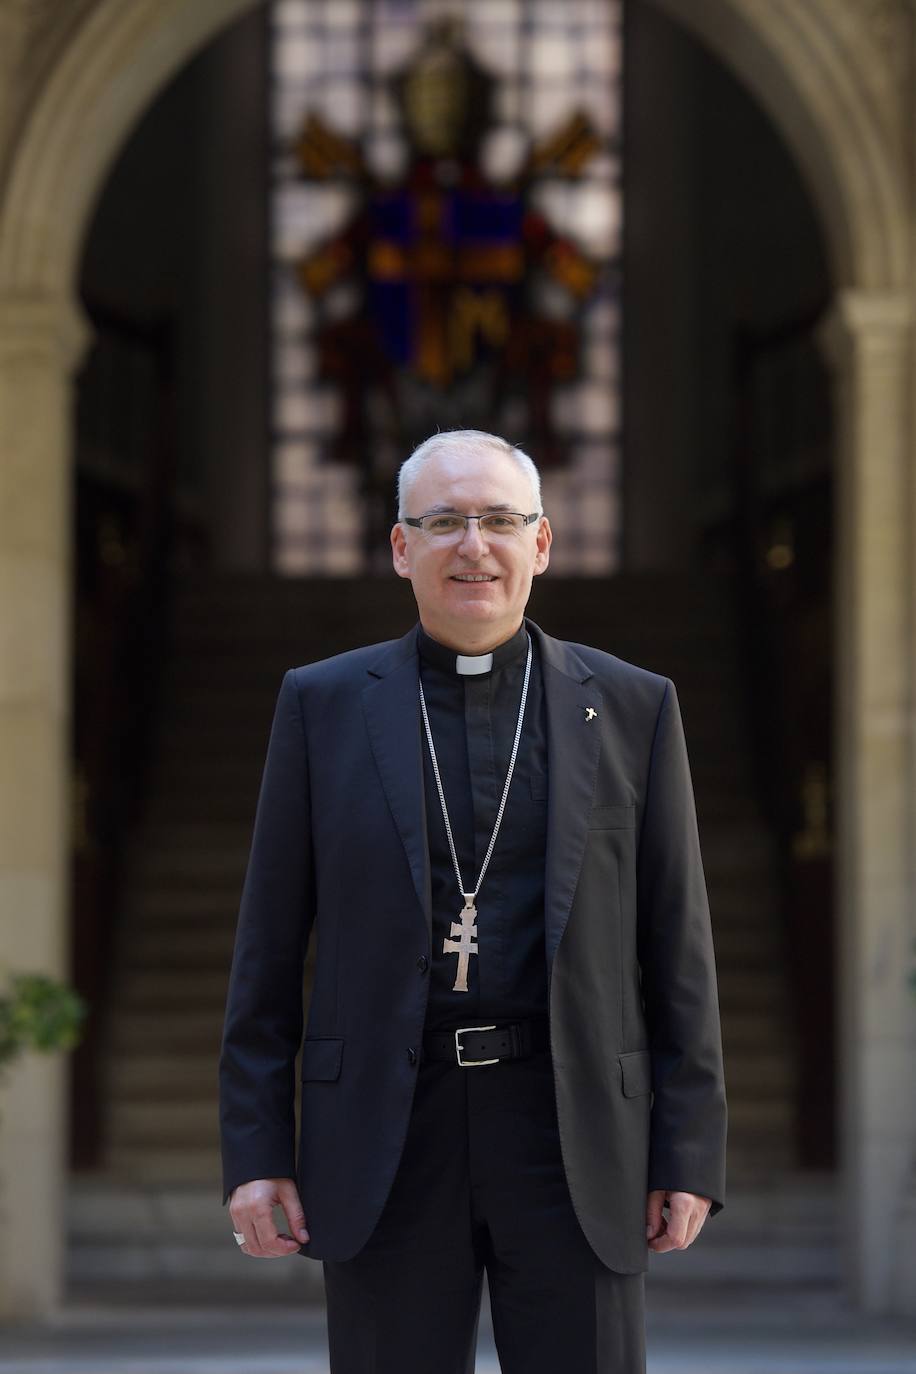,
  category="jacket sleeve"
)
[218,668,315,1206]
[636,676,727,1215]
